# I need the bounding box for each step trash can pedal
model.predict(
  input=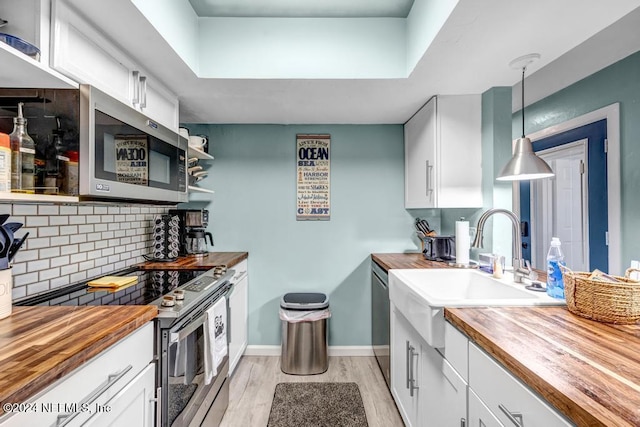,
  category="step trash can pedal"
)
[279,292,330,375]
